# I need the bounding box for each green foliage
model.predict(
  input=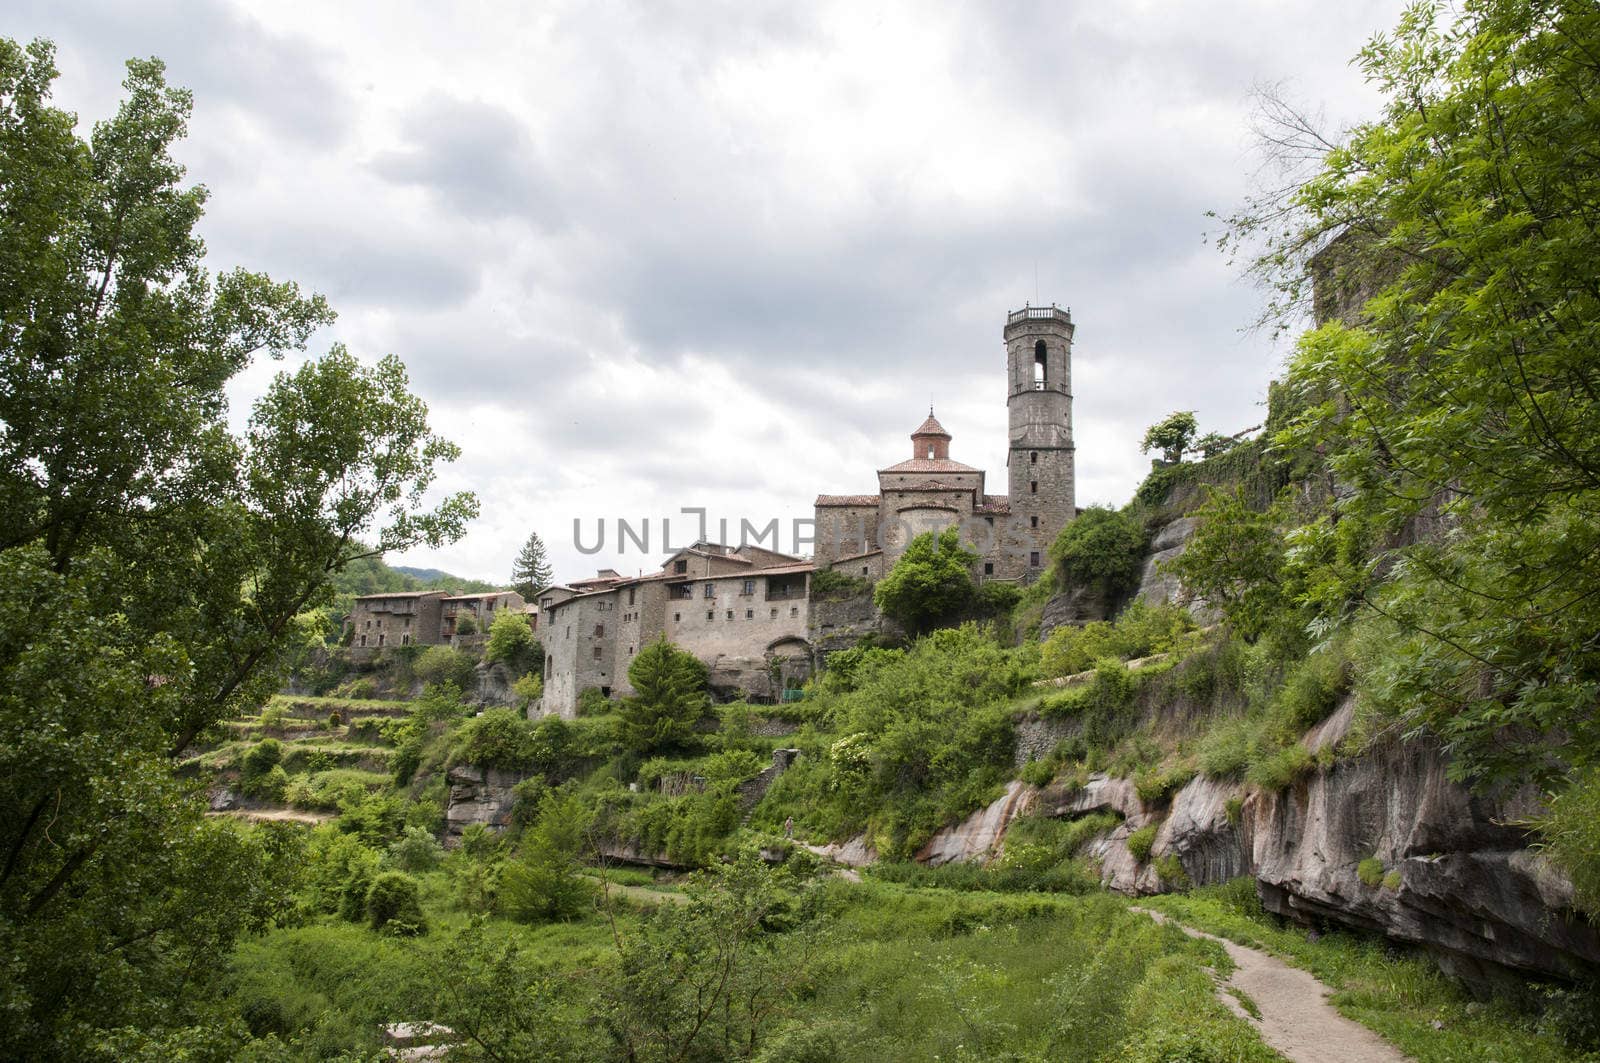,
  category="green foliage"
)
[454,612,478,636]
[365,871,427,935]
[1153,853,1190,888]
[810,567,872,599]
[299,826,381,915]
[413,645,476,690]
[386,825,445,873]
[1165,485,1288,639]
[1117,953,1278,1062]
[1126,825,1158,862]
[755,625,1030,857]
[1048,506,1147,599]
[450,707,538,772]
[872,527,978,635]
[1222,0,1600,827]
[501,790,596,923]
[619,638,710,757]
[485,607,539,673]
[1537,766,1600,916]
[576,686,612,717]
[1040,601,1195,678]
[1357,857,1385,889]
[510,530,553,601]
[512,671,544,709]
[1246,744,1313,791]
[243,737,284,780]
[1139,410,1198,463]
